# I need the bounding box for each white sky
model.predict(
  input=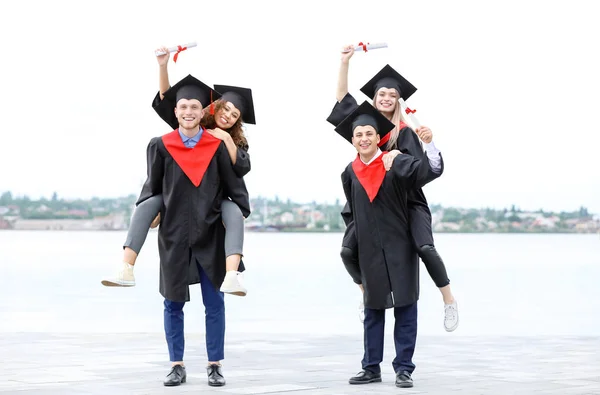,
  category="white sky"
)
[1,0,598,213]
